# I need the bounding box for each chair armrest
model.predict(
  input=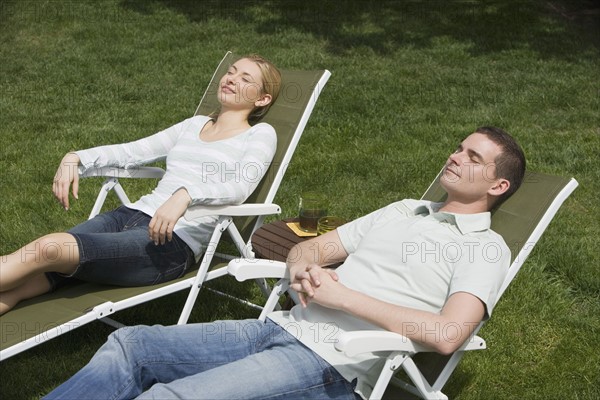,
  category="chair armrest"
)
[227,259,289,281]
[334,331,486,357]
[335,331,432,356]
[79,166,166,179]
[184,203,281,220]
